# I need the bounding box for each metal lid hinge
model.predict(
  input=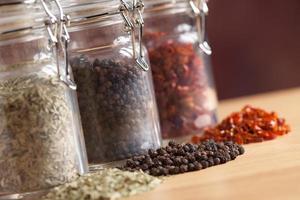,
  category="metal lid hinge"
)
[190,0,212,55]
[41,0,77,90]
[120,0,149,71]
